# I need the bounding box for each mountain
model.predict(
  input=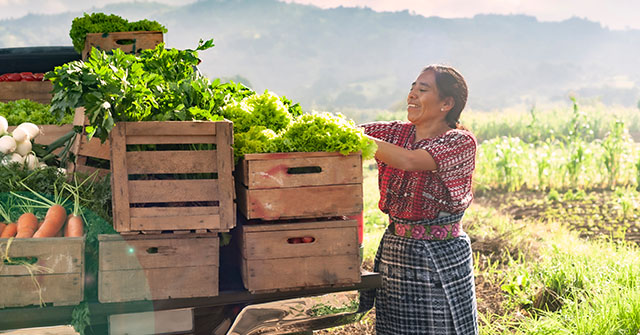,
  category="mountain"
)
[1,0,639,115]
